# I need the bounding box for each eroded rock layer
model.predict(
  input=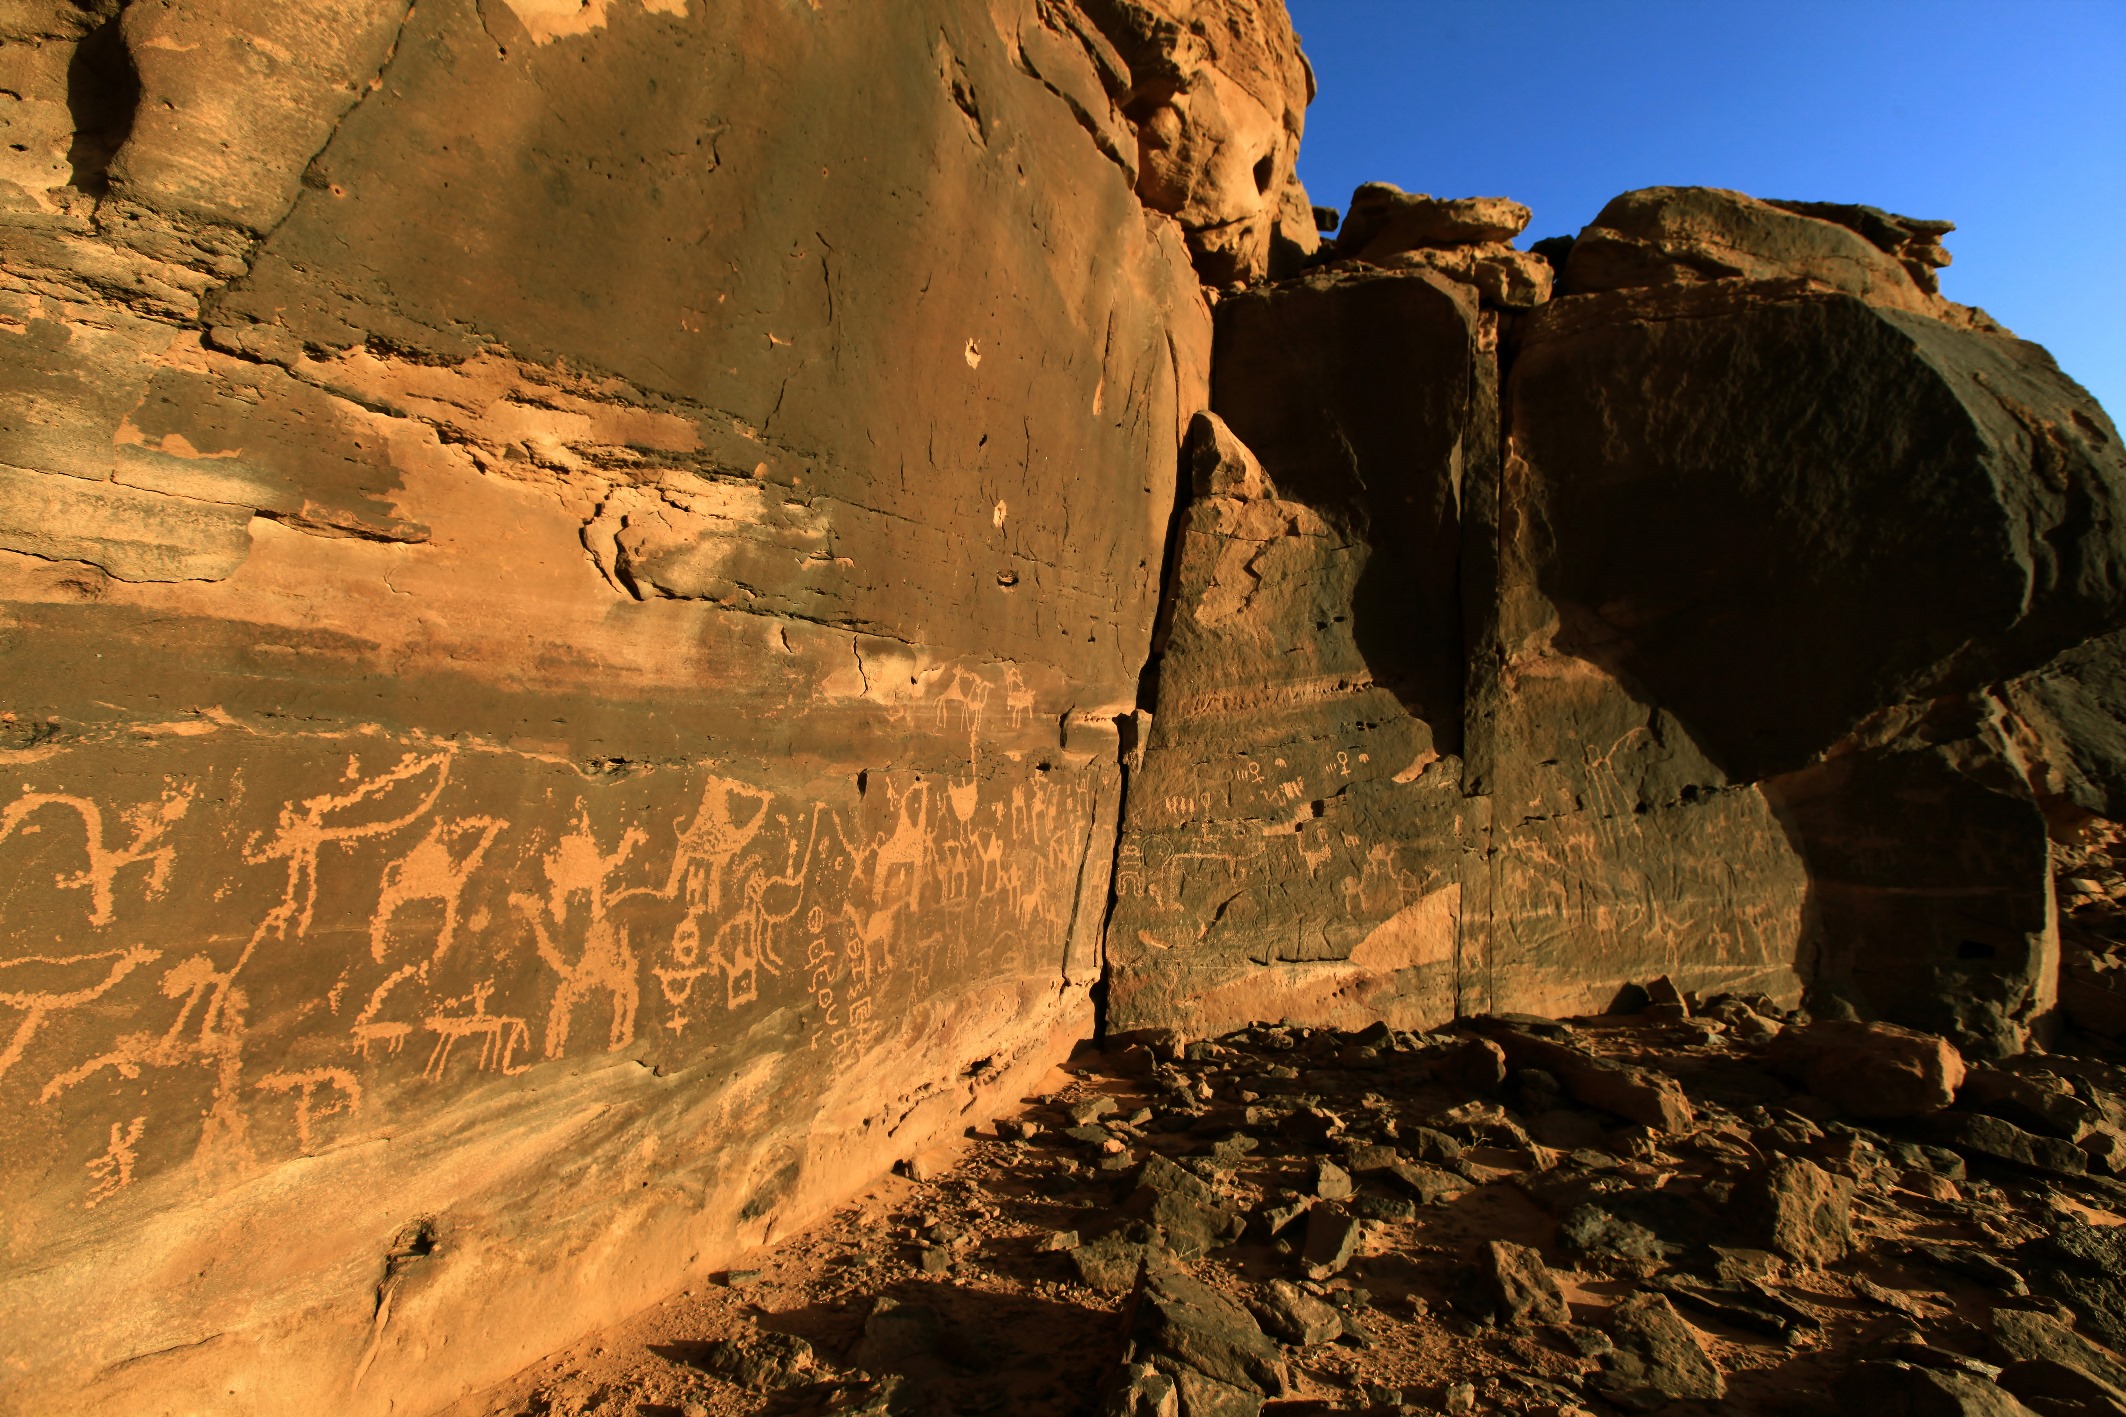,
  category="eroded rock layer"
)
[0,0,1297,1411]
[8,4,2126,1413]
